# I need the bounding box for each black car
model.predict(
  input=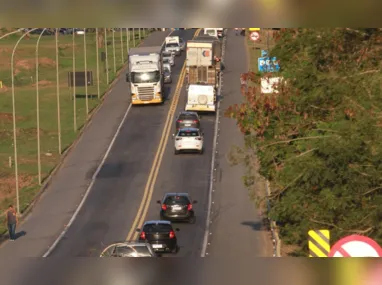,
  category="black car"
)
[175,111,201,131]
[137,220,180,254]
[158,193,197,224]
